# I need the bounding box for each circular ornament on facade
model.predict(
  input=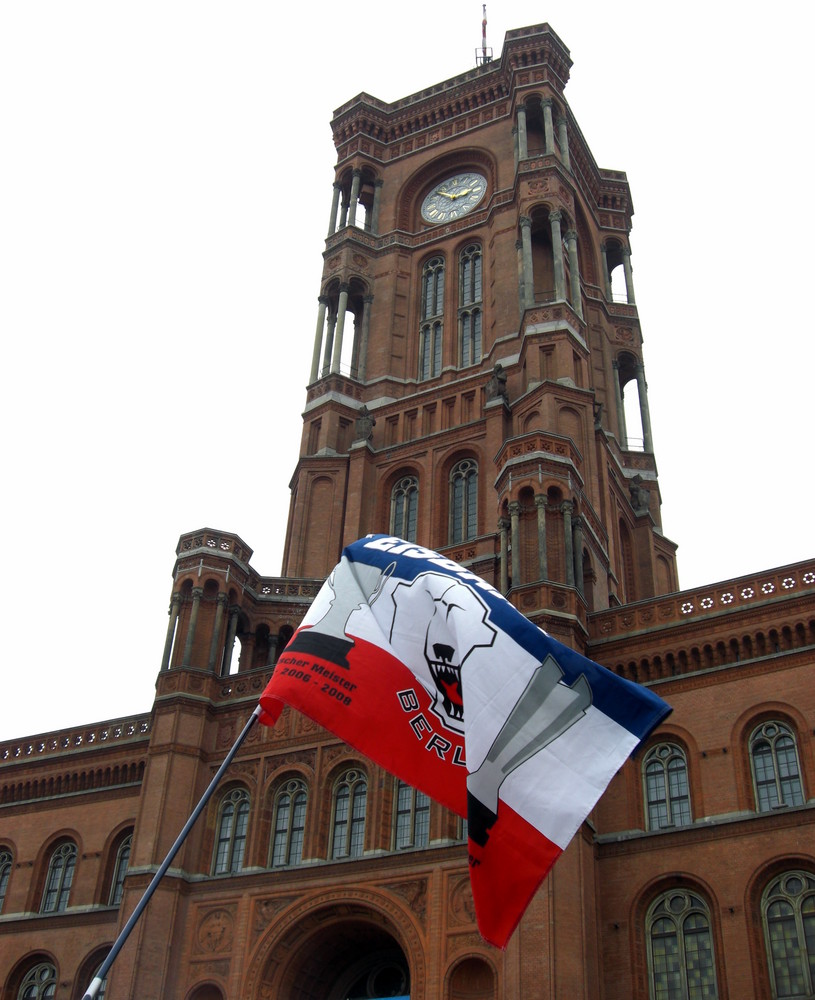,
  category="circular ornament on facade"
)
[803,571,815,584]
[681,601,694,615]
[741,586,755,599]
[420,171,487,224]
[198,909,234,953]
[761,582,775,594]
[782,577,795,589]
[720,592,734,604]
[207,538,216,548]
[700,597,713,609]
